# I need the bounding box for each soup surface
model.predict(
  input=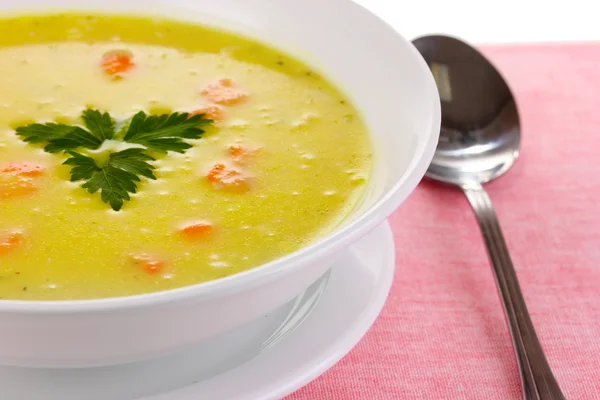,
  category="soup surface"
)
[0,14,372,300]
